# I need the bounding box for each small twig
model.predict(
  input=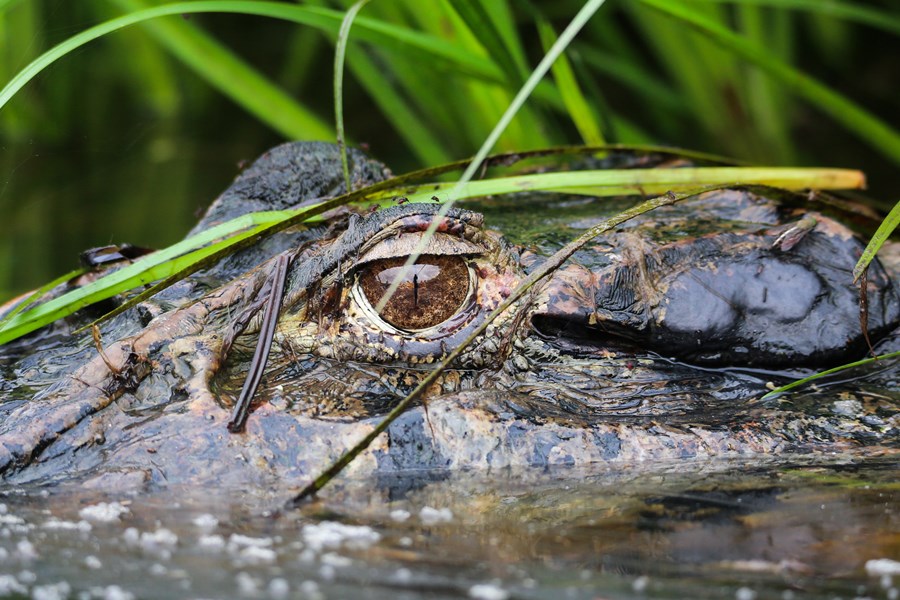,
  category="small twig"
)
[858,267,877,358]
[286,187,706,507]
[227,253,292,433]
[92,324,120,375]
